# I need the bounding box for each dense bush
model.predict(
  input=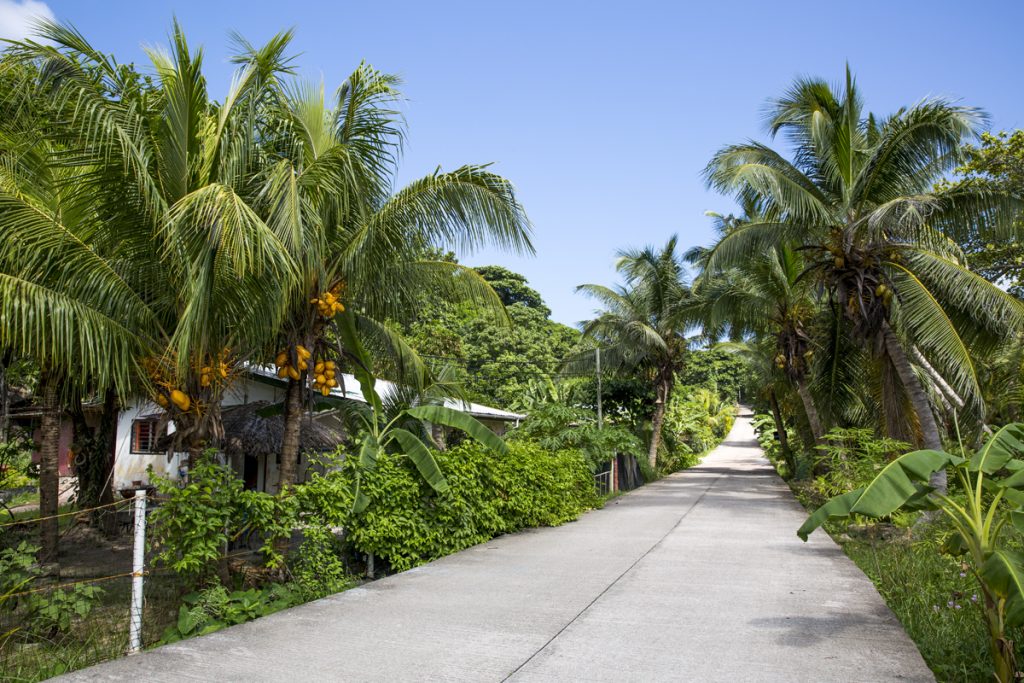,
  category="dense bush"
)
[0,436,35,493]
[150,440,598,581]
[331,441,599,572]
[289,526,354,601]
[507,403,644,470]
[148,455,296,582]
